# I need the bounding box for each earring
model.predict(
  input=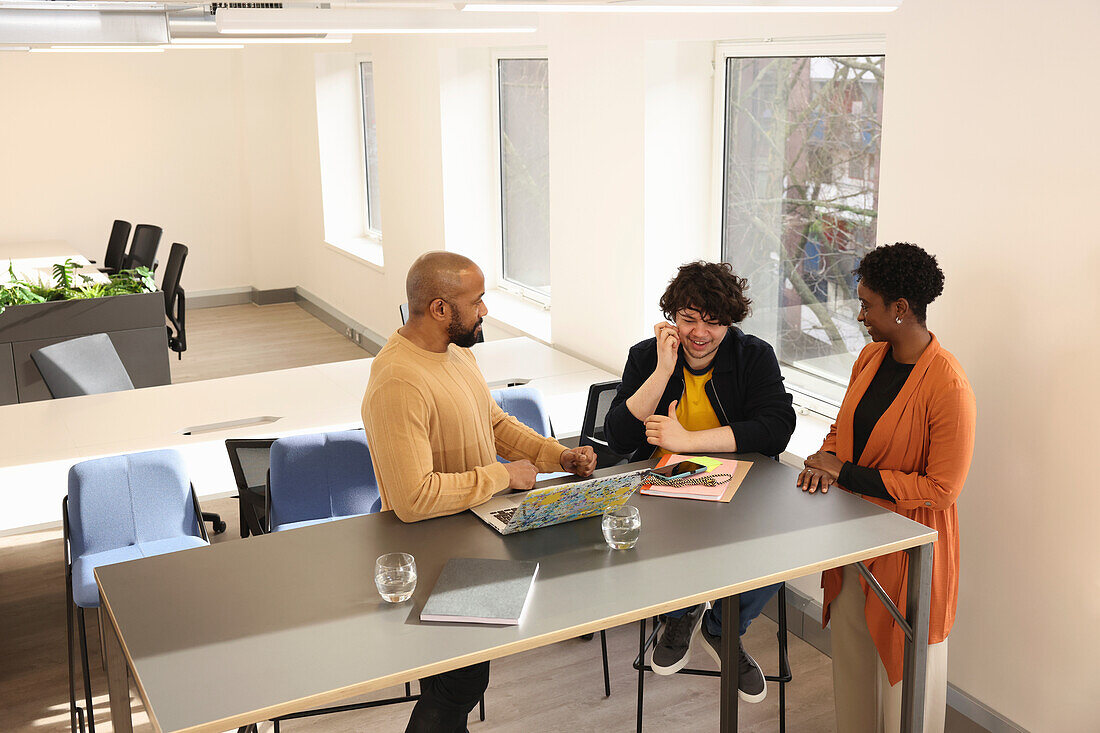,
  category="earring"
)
[895,316,902,324]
